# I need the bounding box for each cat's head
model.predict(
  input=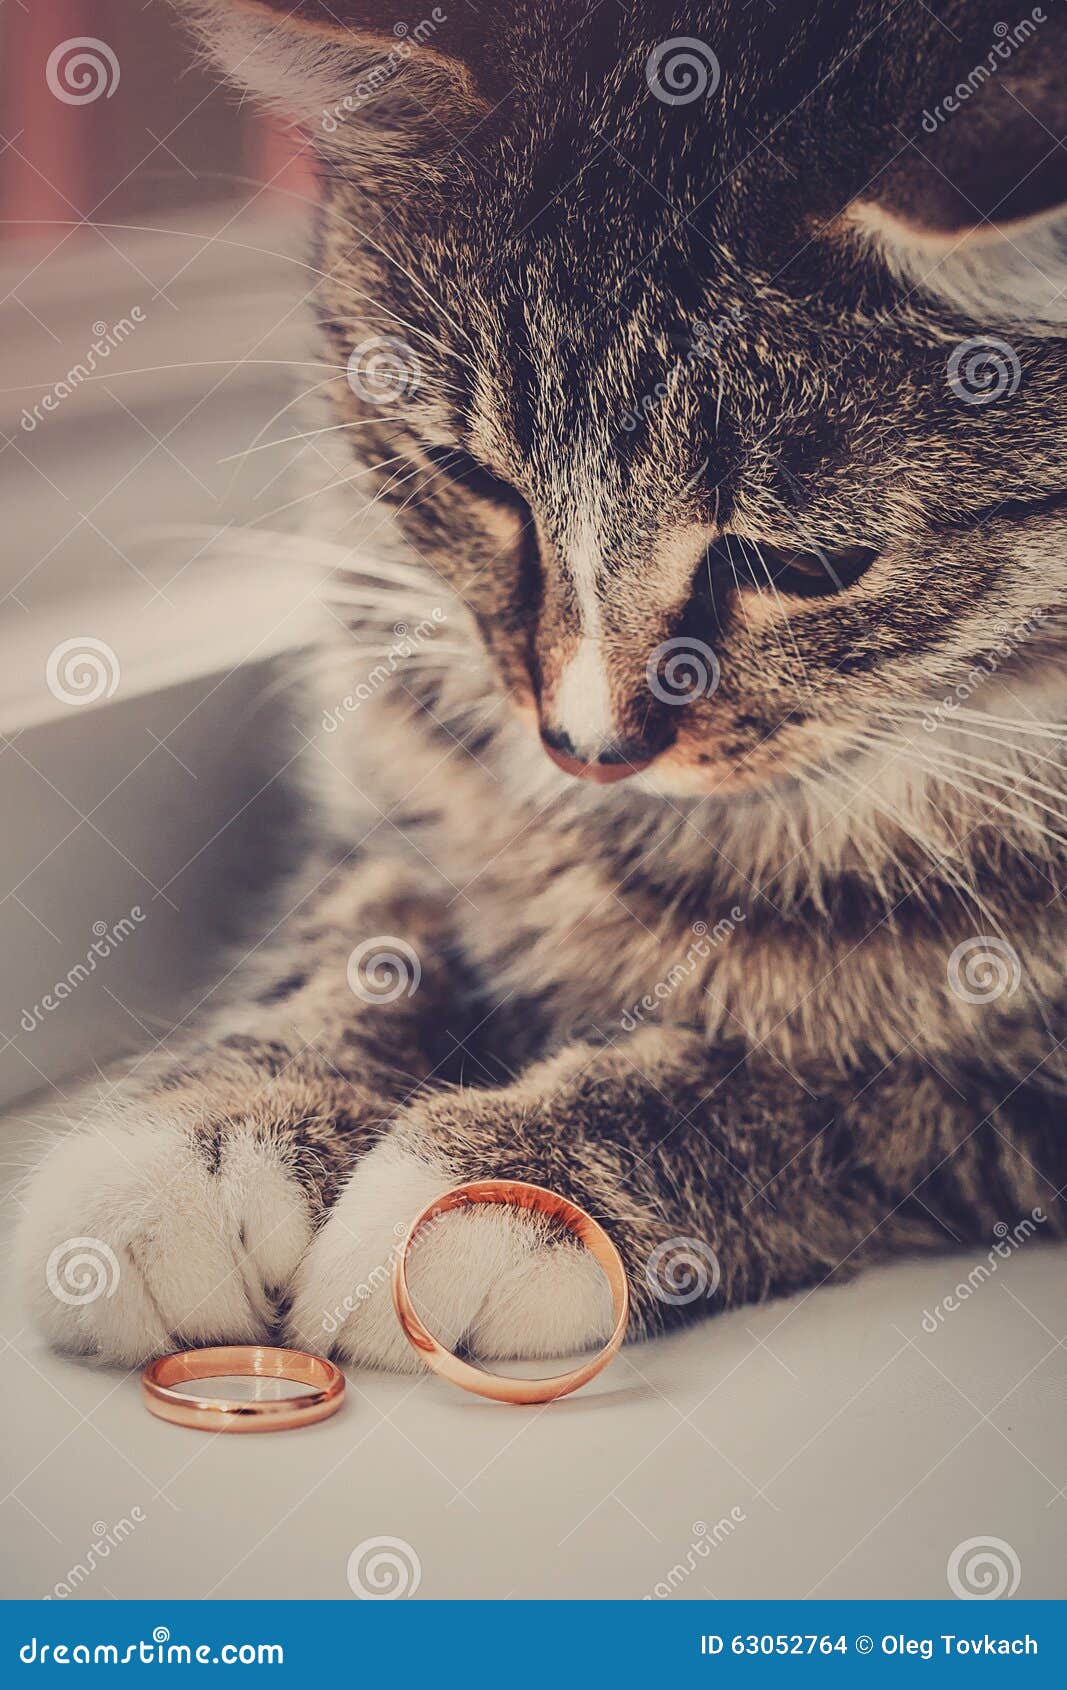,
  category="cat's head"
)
[182,0,1067,800]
